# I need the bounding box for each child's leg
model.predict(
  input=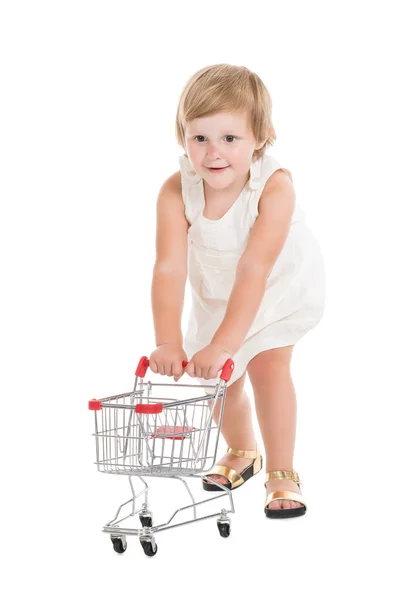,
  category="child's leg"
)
[206,371,257,484]
[247,345,303,510]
